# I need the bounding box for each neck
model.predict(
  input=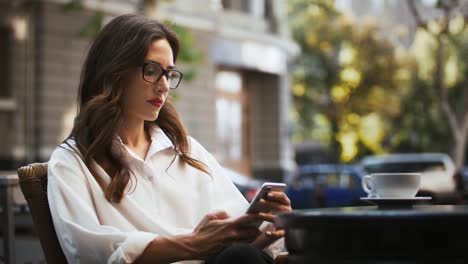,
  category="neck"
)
[118,116,149,148]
